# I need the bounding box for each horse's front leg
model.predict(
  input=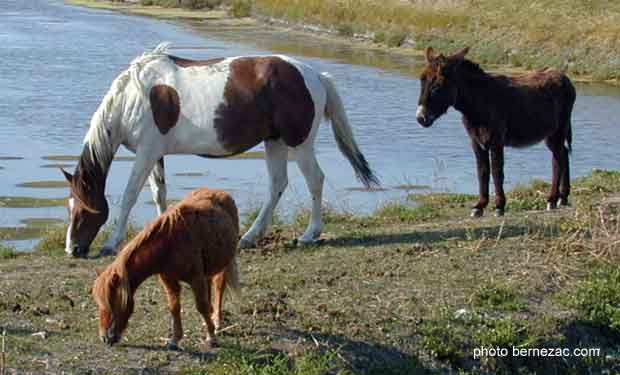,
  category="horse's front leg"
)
[100,149,161,256]
[148,157,167,215]
[490,145,506,217]
[471,140,490,217]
